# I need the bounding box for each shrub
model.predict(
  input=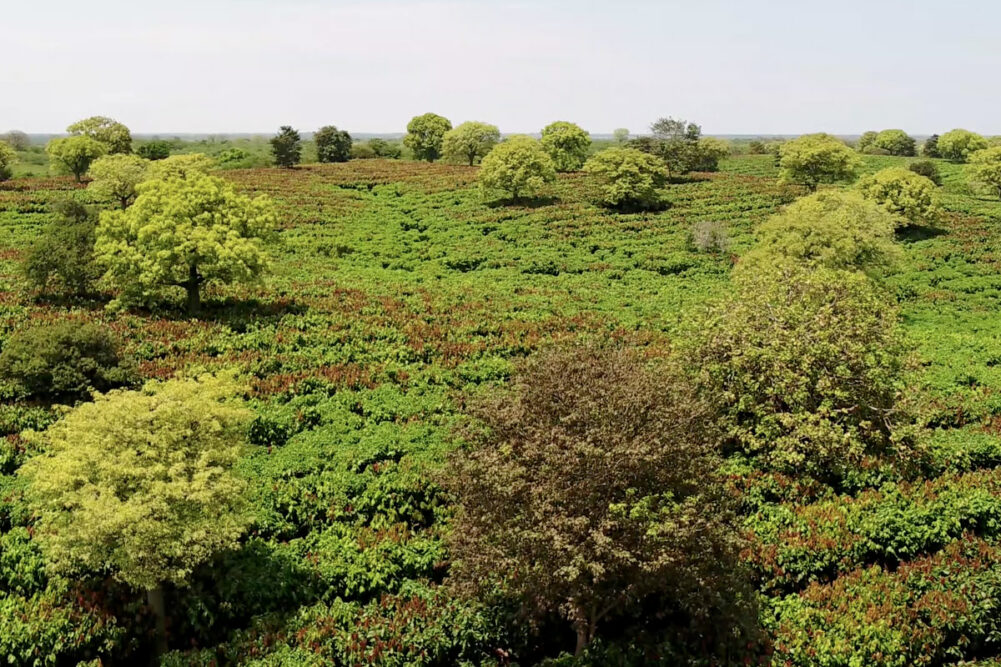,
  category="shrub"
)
[737,190,900,277]
[349,143,376,159]
[967,146,1001,198]
[314,125,352,163]
[367,138,402,159]
[873,129,916,156]
[688,264,914,483]
[22,199,101,296]
[856,167,941,226]
[87,154,149,209]
[582,146,667,210]
[938,128,988,162]
[778,133,859,189]
[908,159,942,185]
[0,141,17,181]
[404,113,452,162]
[443,344,758,658]
[46,135,107,181]
[0,321,136,401]
[136,140,171,160]
[540,121,591,172]
[690,136,732,171]
[478,135,556,201]
[441,121,500,166]
[270,126,302,168]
